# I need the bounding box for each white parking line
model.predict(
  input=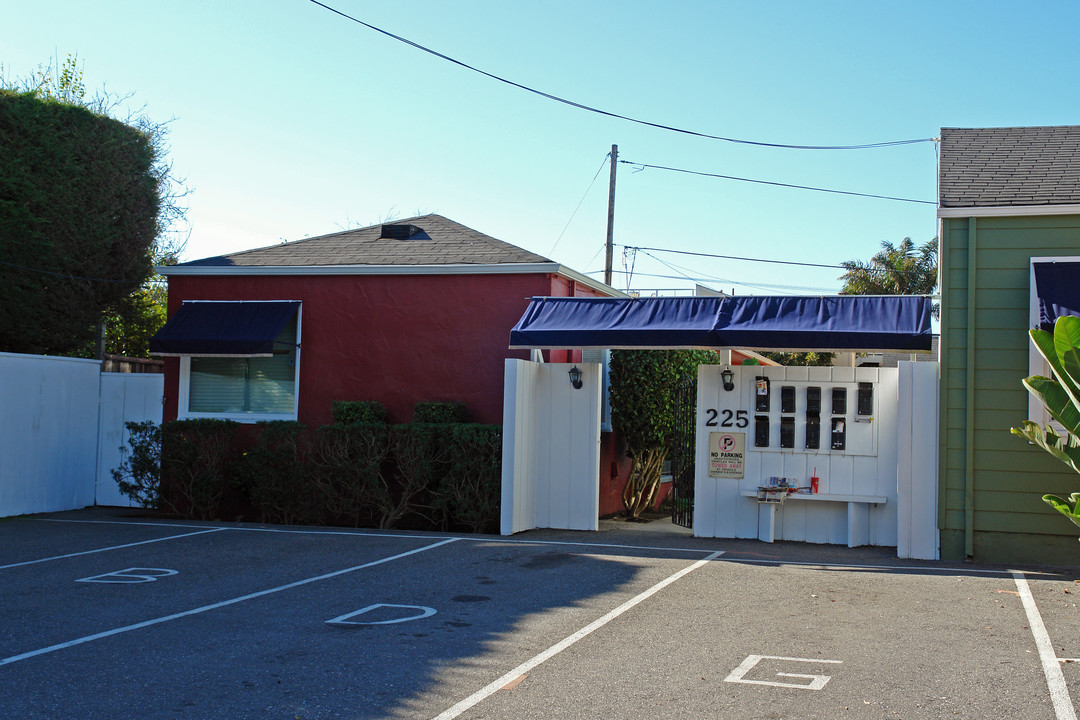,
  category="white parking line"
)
[0,537,459,668]
[1014,571,1078,720]
[0,528,228,570]
[430,550,724,720]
